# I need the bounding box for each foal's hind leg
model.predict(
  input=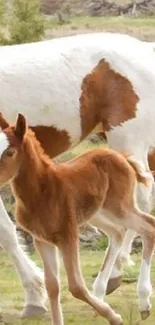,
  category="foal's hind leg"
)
[106,175,155,295]
[90,214,124,299]
[106,228,136,294]
[0,197,47,317]
[58,234,123,325]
